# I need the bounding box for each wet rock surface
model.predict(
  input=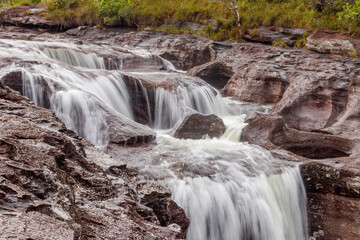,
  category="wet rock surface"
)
[173,110,226,139]
[0,82,189,239]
